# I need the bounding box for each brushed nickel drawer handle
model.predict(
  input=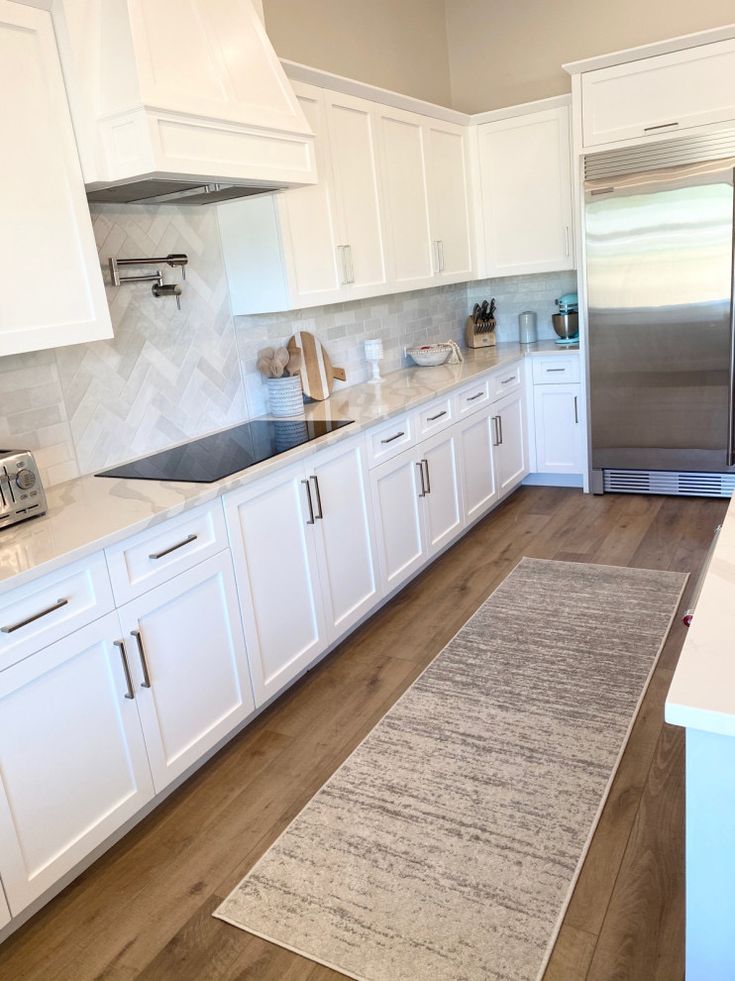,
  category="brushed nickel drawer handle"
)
[466,392,484,401]
[148,533,198,561]
[427,410,447,422]
[381,431,405,444]
[114,640,135,700]
[574,395,579,424]
[131,629,152,688]
[310,475,324,520]
[501,376,516,385]
[644,121,679,132]
[492,416,500,447]
[422,459,431,495]
[1,597,69,634]
[546,368,565,373]
[301,479,315,525]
